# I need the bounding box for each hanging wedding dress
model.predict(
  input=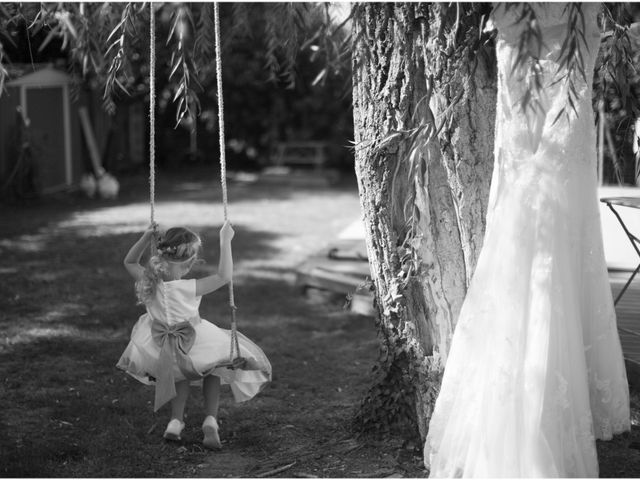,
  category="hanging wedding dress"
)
[424,4,630,477]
